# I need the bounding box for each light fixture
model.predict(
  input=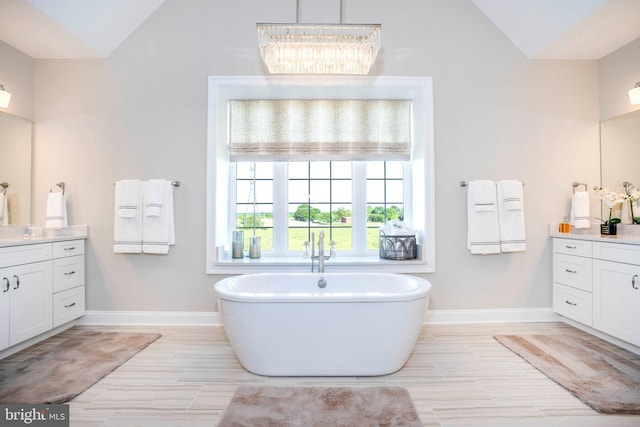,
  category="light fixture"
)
[629,82,640,105]
[257,0,381,75]
[0,84,11,108]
